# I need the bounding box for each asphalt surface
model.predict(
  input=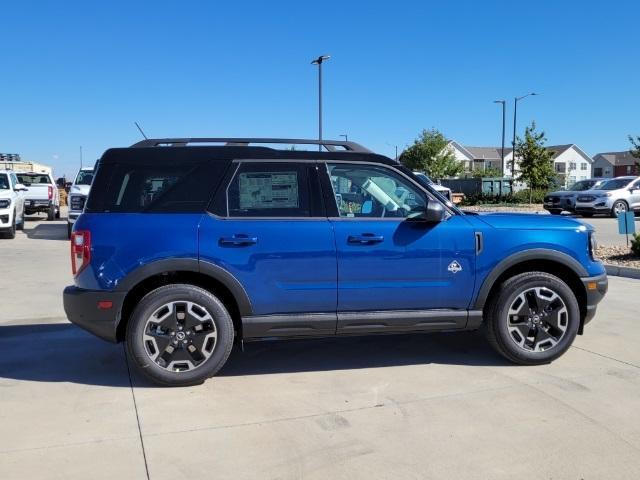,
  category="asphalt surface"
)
[579,215,640,246]
[1,209,640,479]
